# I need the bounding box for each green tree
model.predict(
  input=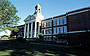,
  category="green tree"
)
[0,0,20,32]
